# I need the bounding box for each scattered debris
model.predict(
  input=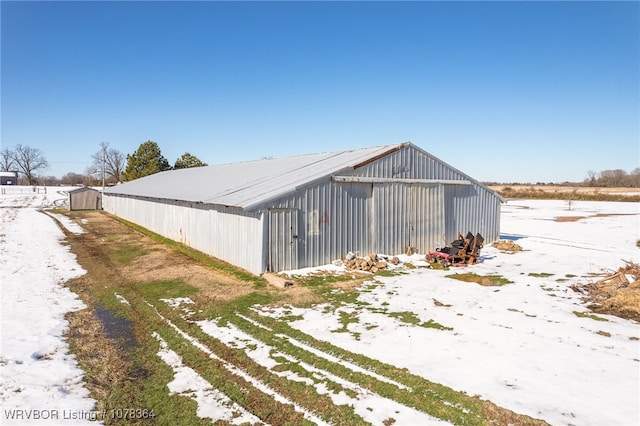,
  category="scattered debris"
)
[492,240,523,252]
[572,260,640,321]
